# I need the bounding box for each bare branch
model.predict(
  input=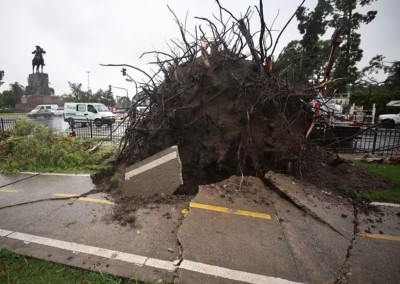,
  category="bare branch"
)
[100,63,156,88]
[271,0,305,58]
